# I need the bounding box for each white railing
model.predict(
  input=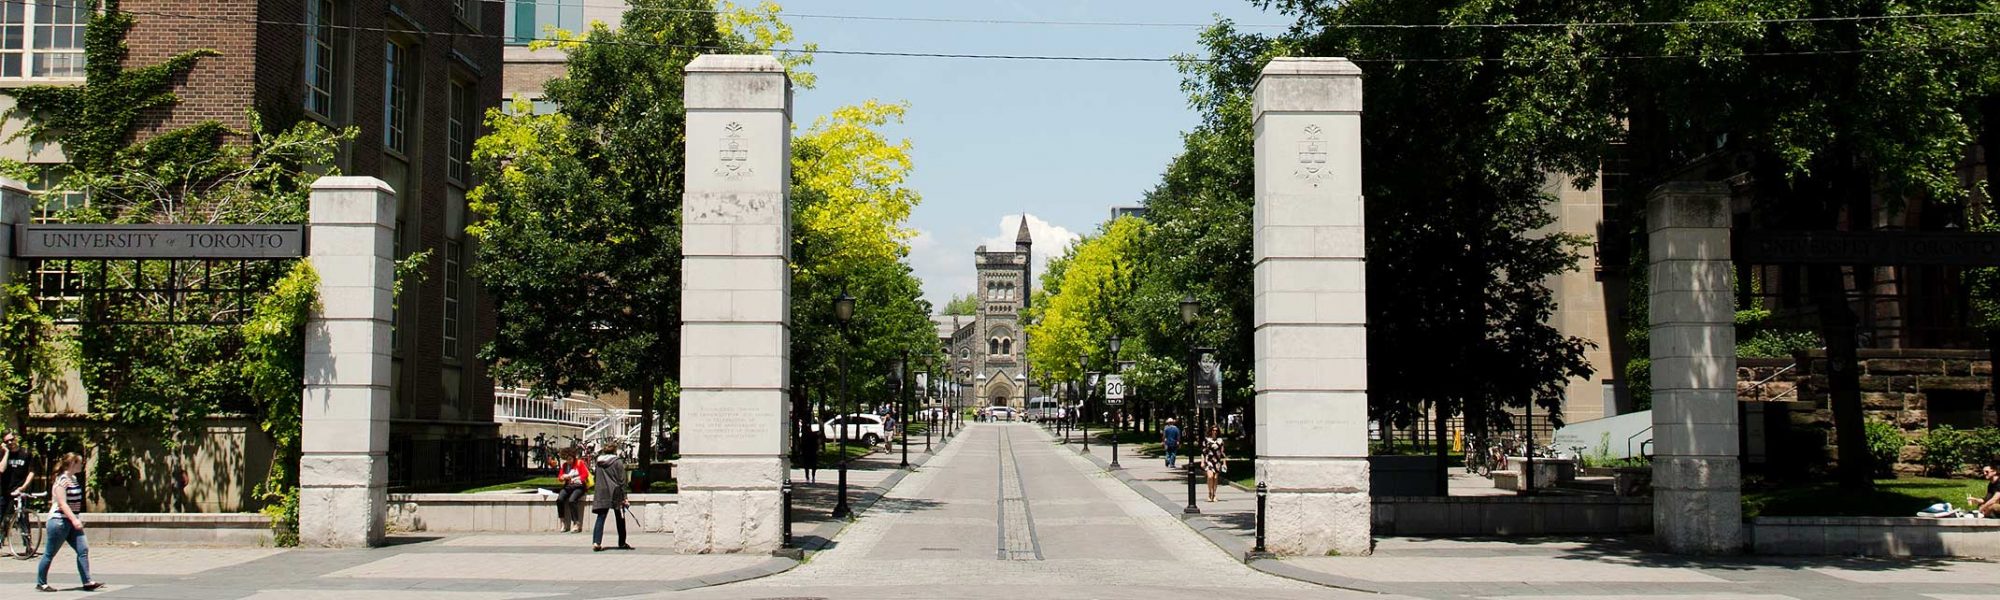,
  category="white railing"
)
[495,387,646,450]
